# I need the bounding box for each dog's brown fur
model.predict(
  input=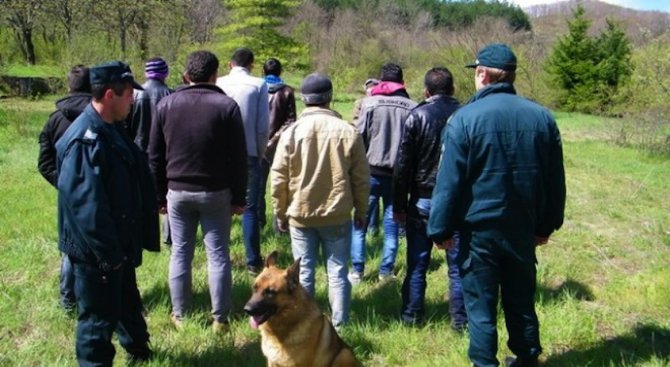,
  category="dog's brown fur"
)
[244,251,361,367]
